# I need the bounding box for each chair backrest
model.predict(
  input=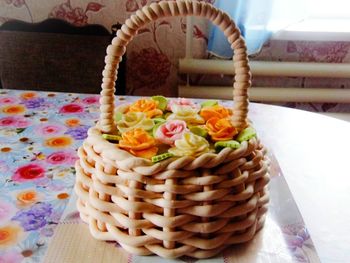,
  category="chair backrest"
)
[0,18,126,94]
